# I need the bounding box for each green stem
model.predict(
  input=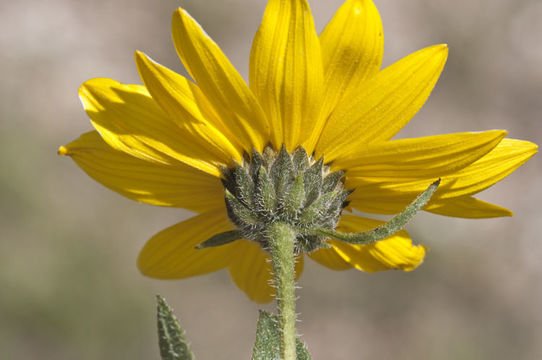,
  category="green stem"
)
[268,222,297,360]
